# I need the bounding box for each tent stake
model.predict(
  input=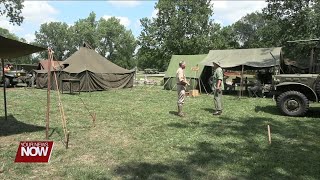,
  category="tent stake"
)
[66,131,70,149]
[268,125,272,144]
